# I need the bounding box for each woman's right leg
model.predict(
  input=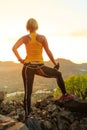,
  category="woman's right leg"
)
[22,66,35,116]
